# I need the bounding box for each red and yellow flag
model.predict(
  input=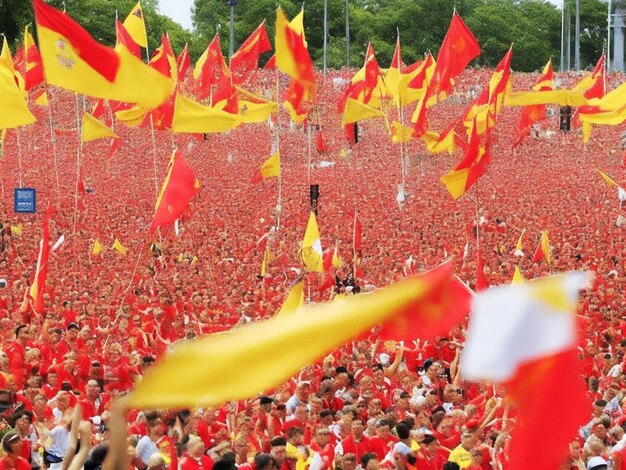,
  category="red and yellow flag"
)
[252,151,281,183]
[24,25,44,91]
[150,151,200,232]
[34,0,173,108]
[127,260,464,408]
[428,11,480,101]
[513,60,553,148]
[440,118,490,199]
[275,7,316,100]
[116,19,141,59]
[532,230,551,265]
[230,21,272,84]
